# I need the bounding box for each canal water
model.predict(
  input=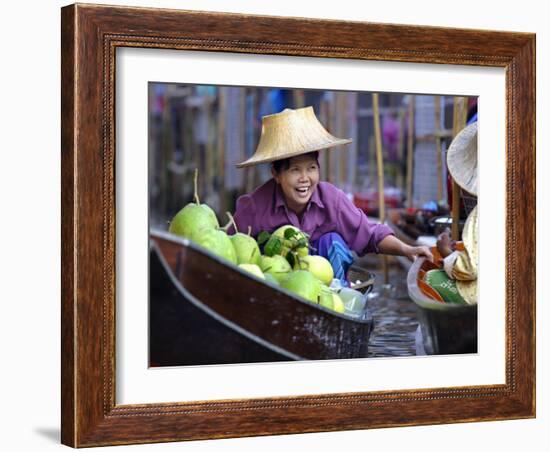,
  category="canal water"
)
[354,254,419,358]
